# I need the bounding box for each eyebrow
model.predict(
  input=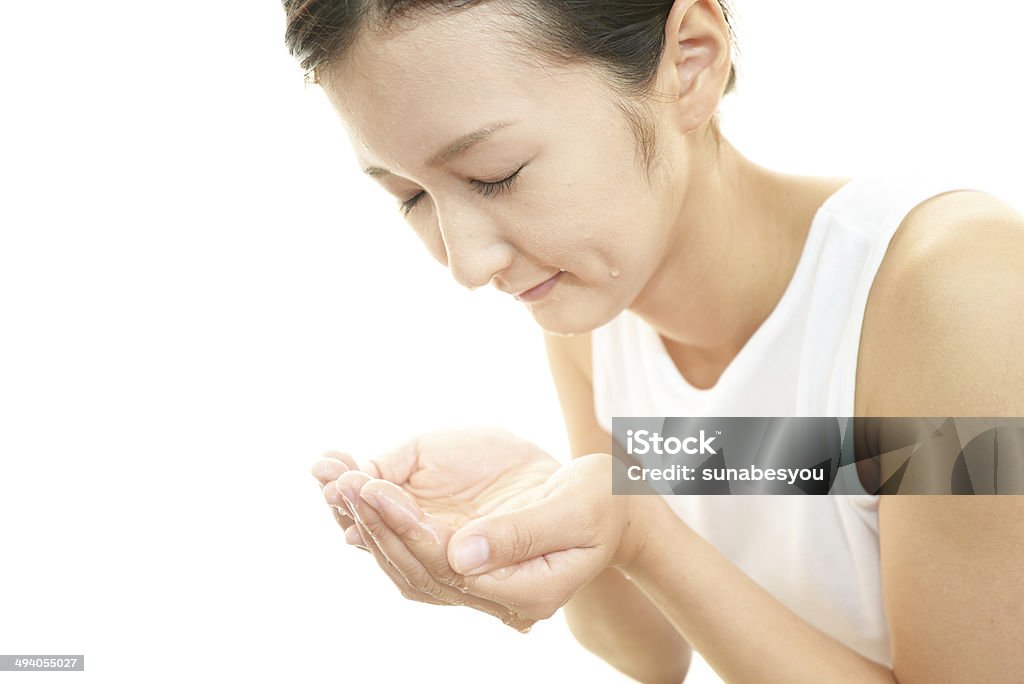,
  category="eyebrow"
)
[362,121,516,179]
